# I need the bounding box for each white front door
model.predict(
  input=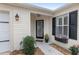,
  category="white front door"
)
[0,11,10,52]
